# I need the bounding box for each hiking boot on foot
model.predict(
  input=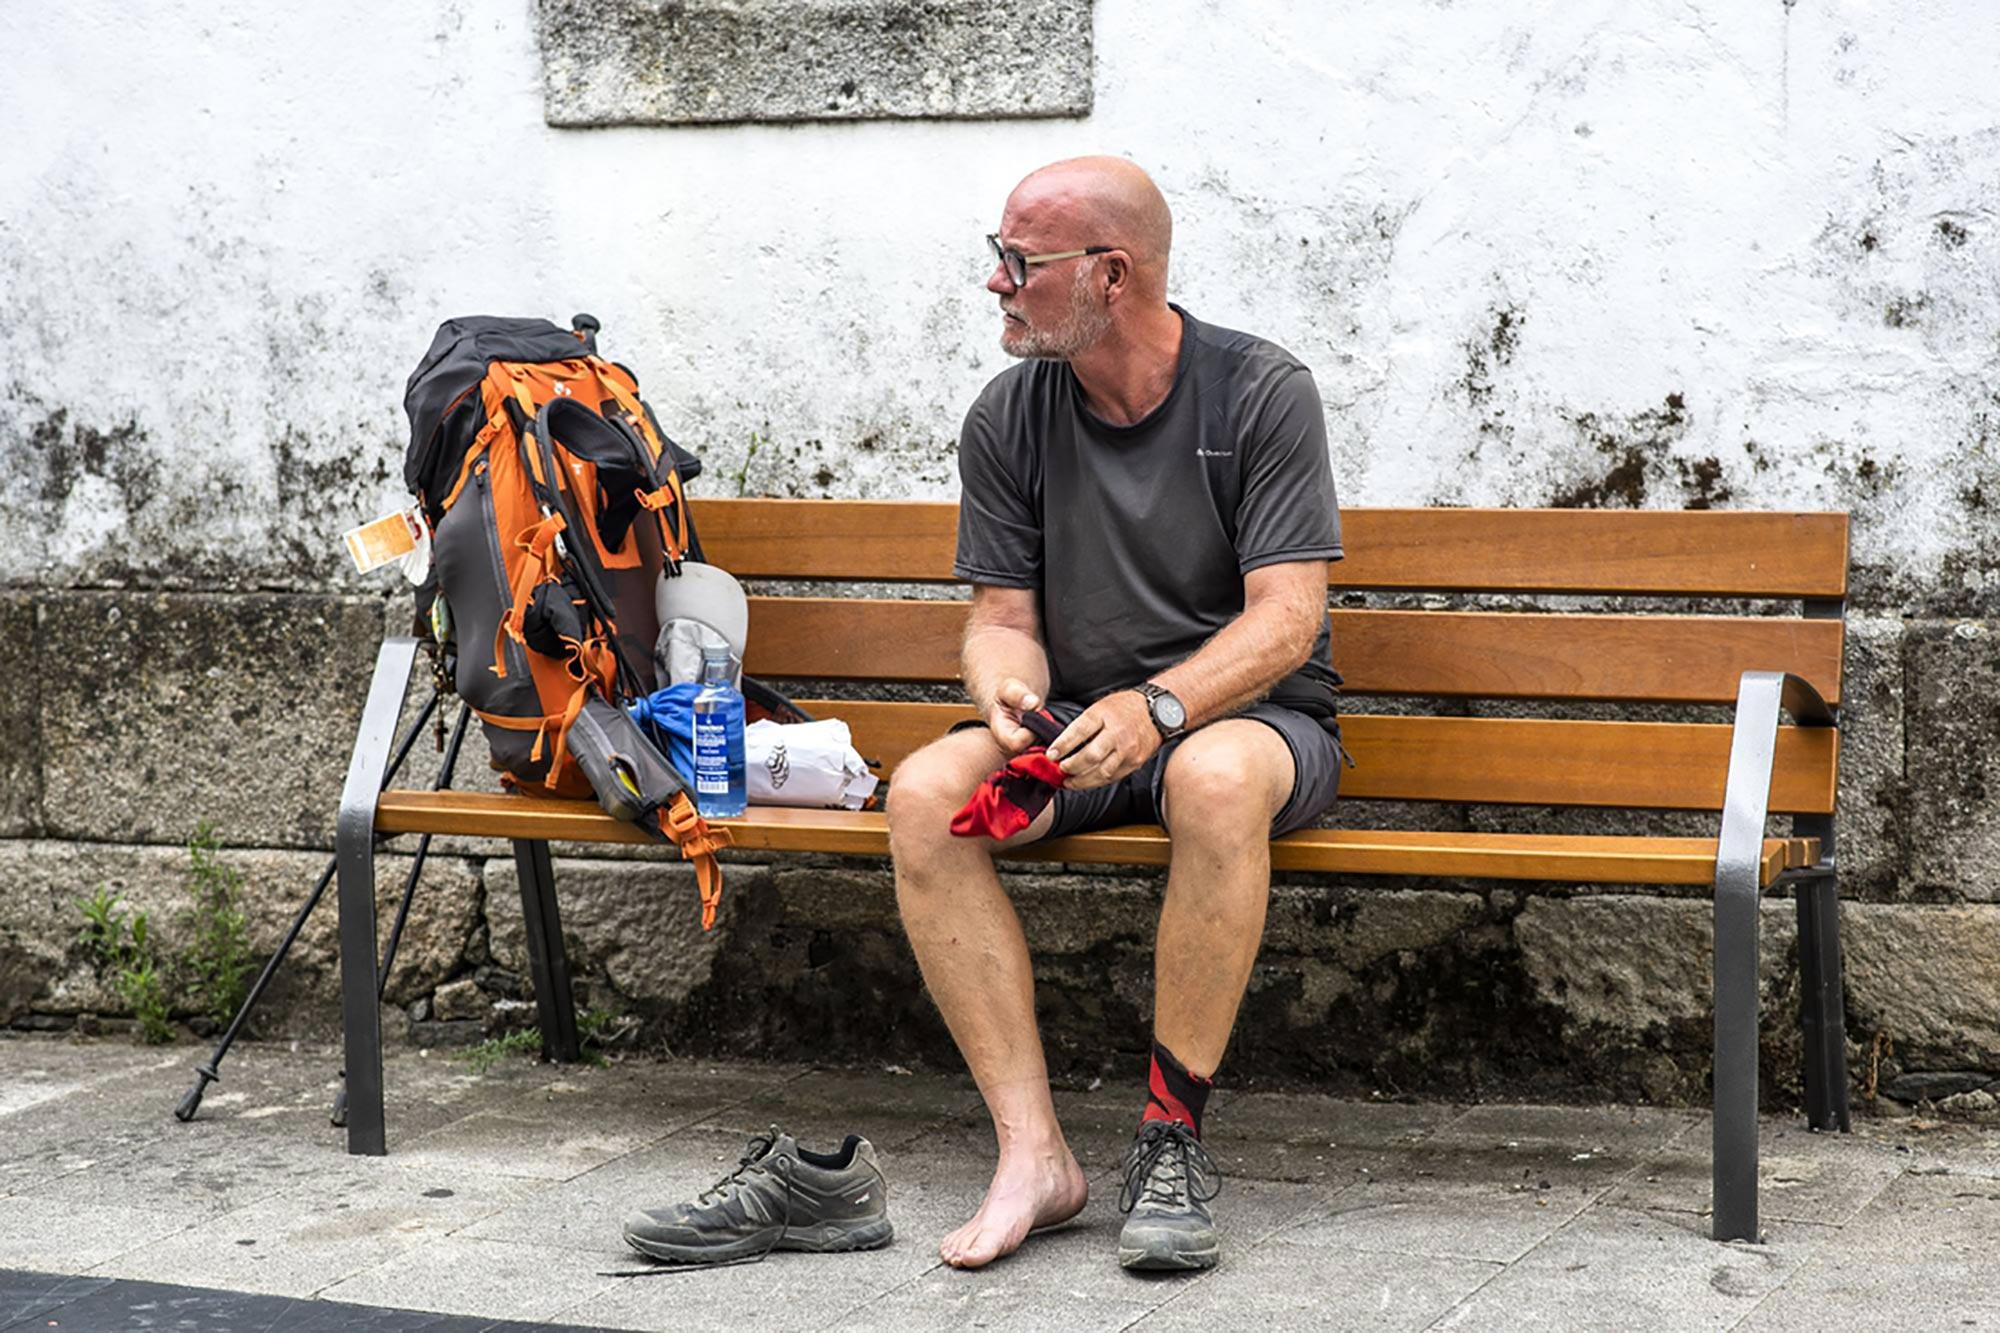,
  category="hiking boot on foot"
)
[623,1127,894,1265]
[1116,1119,1221,1271]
